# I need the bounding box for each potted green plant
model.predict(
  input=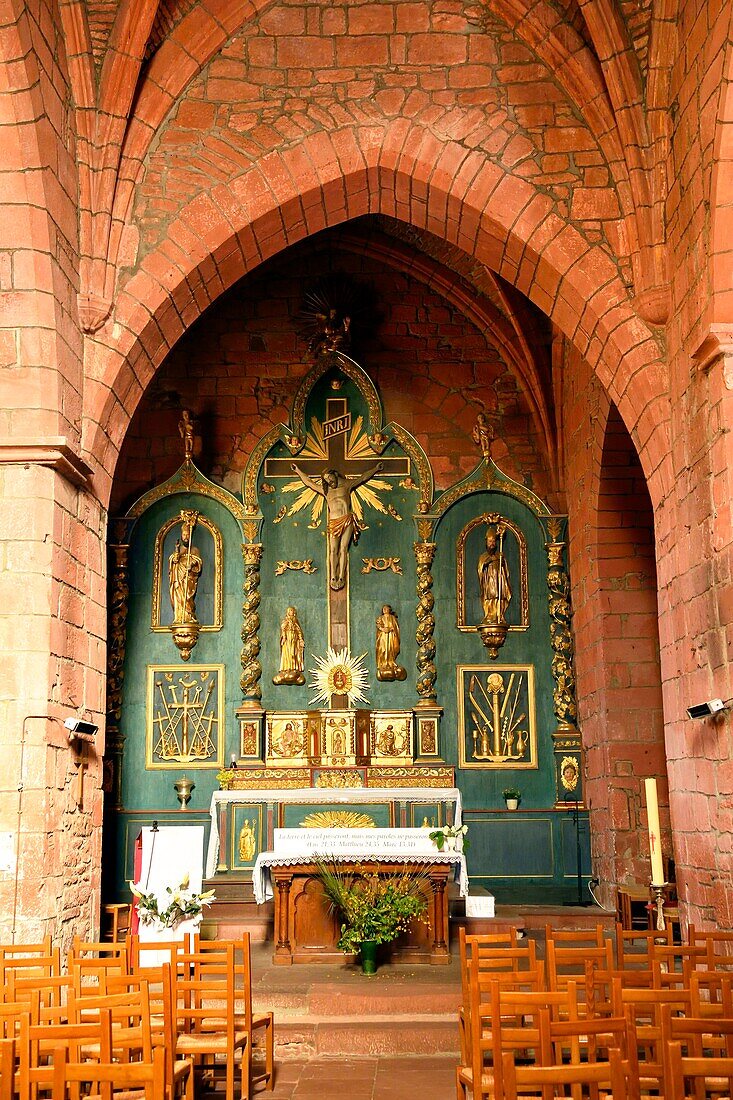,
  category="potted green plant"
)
[429,823,469,852]
[503,787,522,810]
[317,862,428,974]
